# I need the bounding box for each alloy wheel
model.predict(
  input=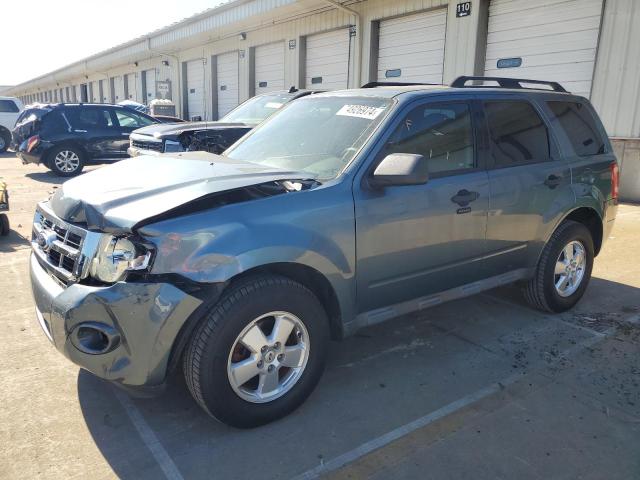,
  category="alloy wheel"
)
[227,311,310,403]
[554,240,586,297]
[54,150,80,173]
